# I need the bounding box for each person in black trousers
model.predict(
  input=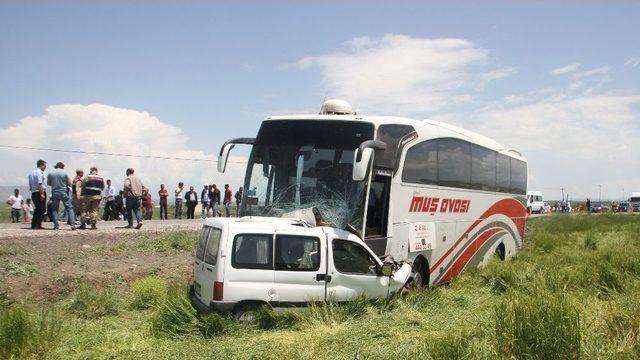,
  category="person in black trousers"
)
[184,186,198,219]
[28,160,47,229]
